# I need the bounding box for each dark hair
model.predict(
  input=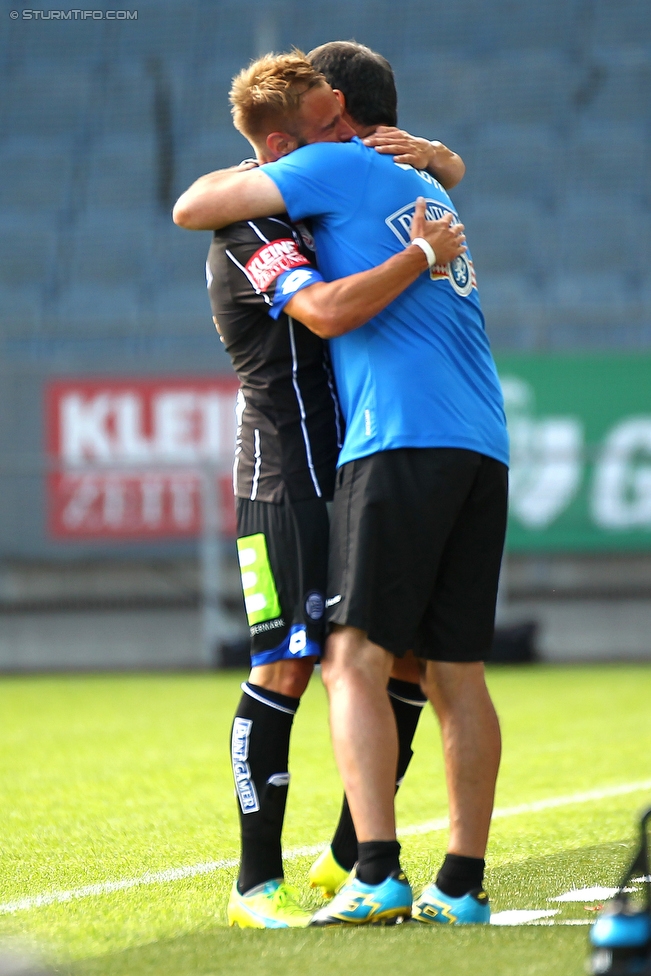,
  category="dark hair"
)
[307,41,397,128]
